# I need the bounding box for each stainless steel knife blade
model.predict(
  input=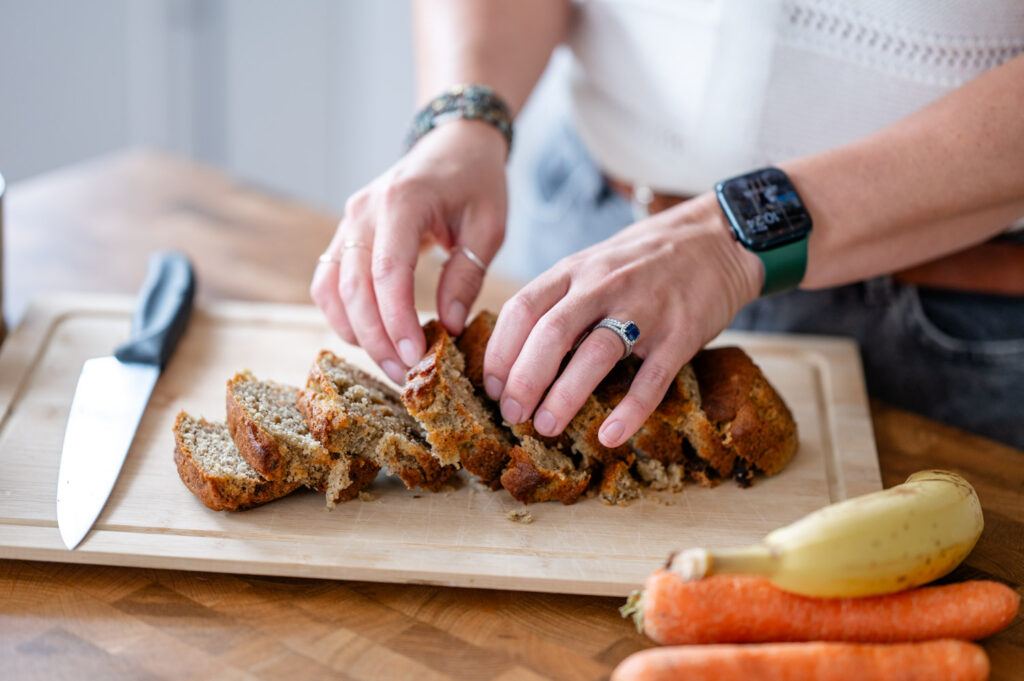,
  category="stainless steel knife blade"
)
[56,251,195,550]
[57,358,159,549]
